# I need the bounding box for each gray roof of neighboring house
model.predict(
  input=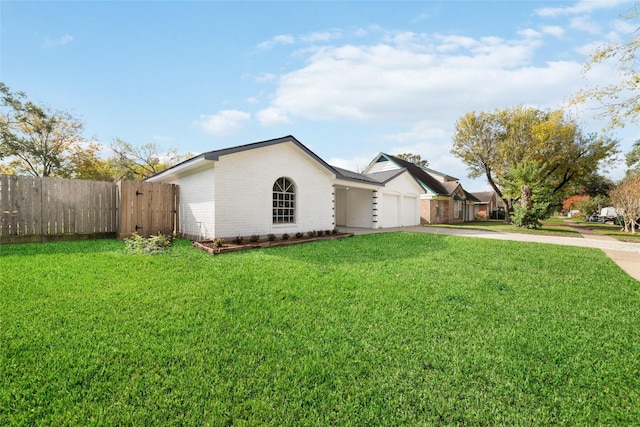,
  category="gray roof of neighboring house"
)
[332,166,383,184]
[332,166,408,186]
[464,190,481,203]
[380,154,453,195]
[471,191,496,203]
